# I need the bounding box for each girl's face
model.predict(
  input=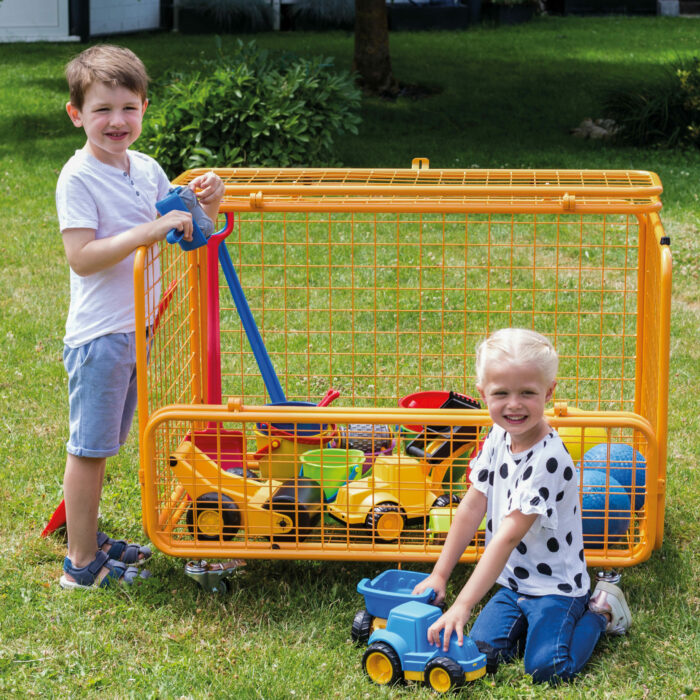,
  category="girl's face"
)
[477,361,556,453]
